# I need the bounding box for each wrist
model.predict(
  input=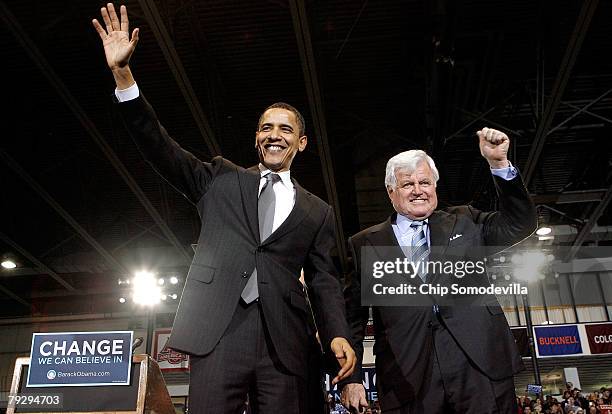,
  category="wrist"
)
[488,159,510,169]
[112,66,135,90]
